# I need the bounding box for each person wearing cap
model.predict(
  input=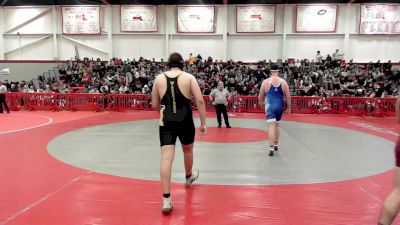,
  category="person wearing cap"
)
[258,65,291,156]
